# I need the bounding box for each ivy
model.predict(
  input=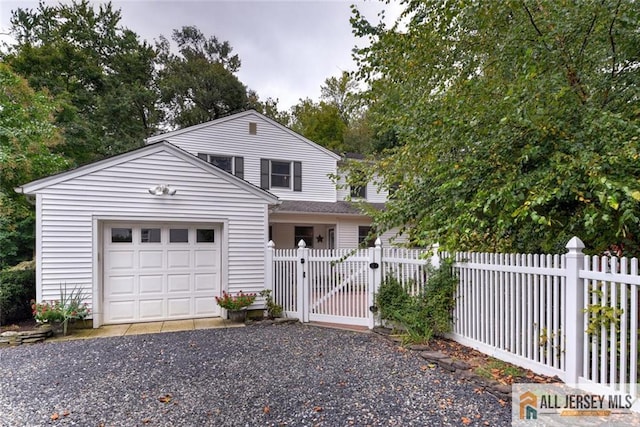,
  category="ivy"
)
[376,258,457,343]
